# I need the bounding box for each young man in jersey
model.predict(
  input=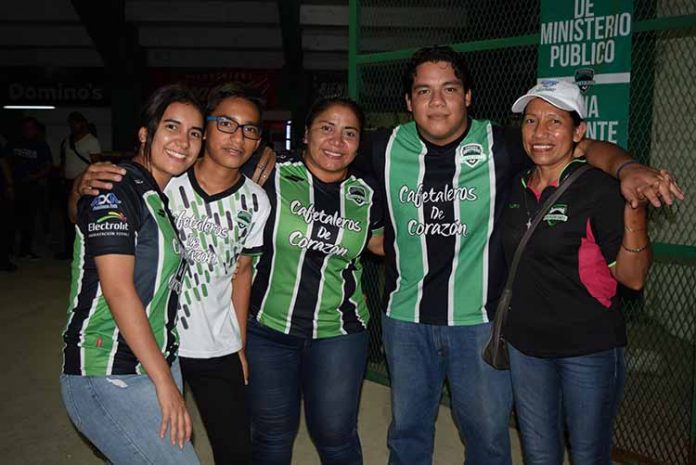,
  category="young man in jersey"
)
[360,46,683,465]
[74,83,271,465]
